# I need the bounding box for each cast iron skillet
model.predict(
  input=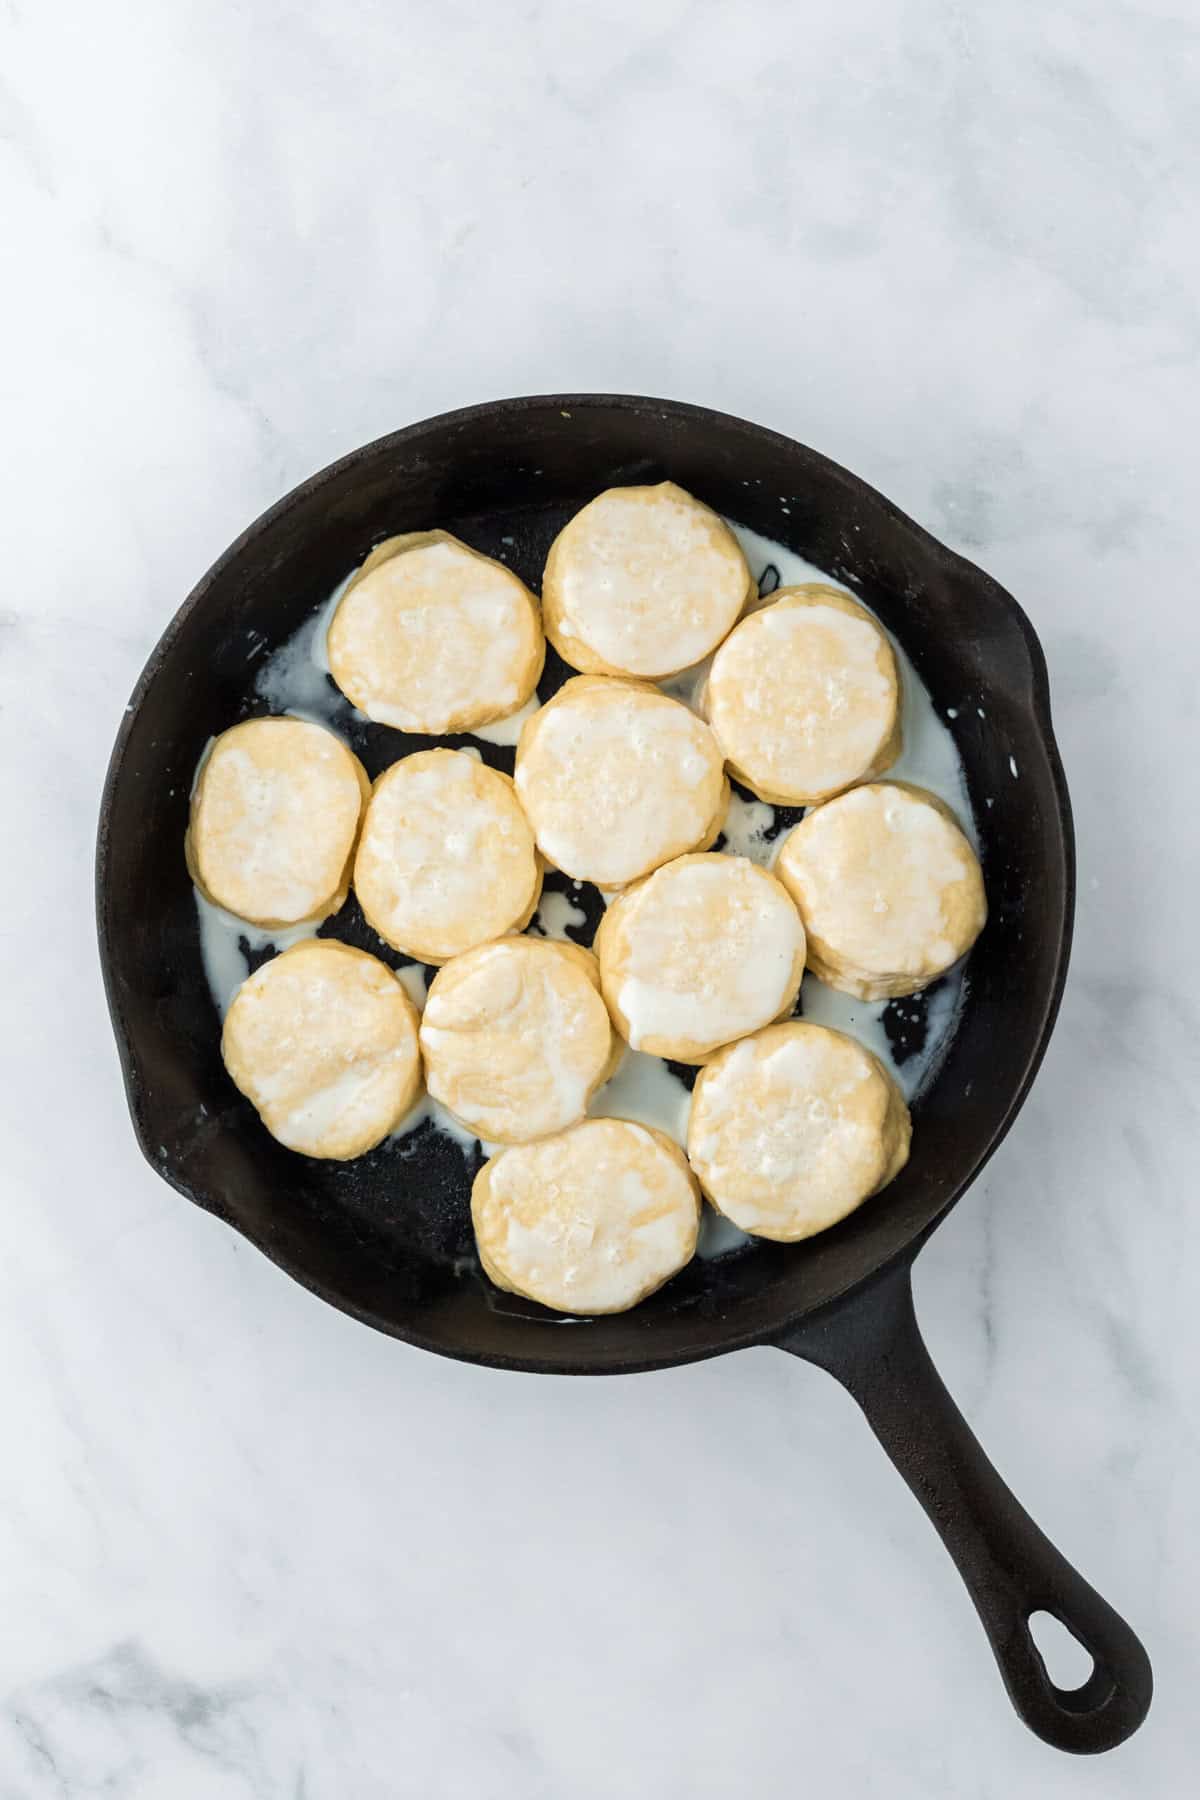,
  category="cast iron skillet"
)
[97,395,1151,1753]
